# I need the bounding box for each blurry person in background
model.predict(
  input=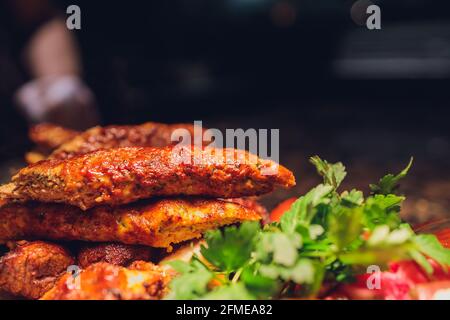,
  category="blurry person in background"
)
[0,0,99,130]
